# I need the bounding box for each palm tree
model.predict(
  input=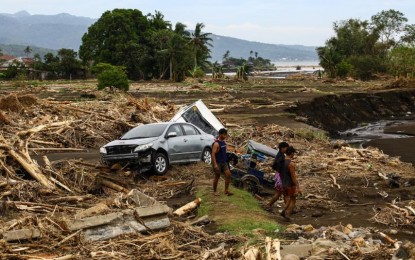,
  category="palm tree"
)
[150,11,172,30]
[24,46,32,58]
[223,50,230,61]
[190,23,213,69]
